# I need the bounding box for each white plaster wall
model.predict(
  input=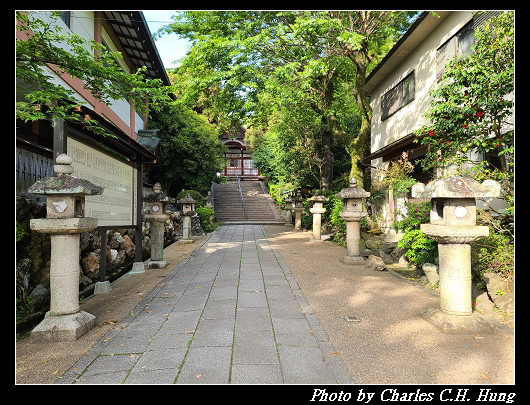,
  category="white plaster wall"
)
[370,12,474,164]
